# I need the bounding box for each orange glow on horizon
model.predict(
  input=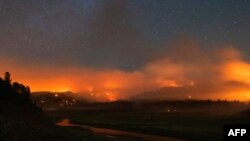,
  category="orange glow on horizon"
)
[21,78,73,92]
[1,45,250,101]
[104,81,119,90]
[157,79,180,87]
[105,92,117,101]
[223,61,250,84]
